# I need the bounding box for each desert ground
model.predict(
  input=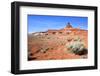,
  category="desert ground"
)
[28,25,88,61]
